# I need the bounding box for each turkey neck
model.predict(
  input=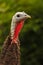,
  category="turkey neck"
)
[11,19,24,43]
